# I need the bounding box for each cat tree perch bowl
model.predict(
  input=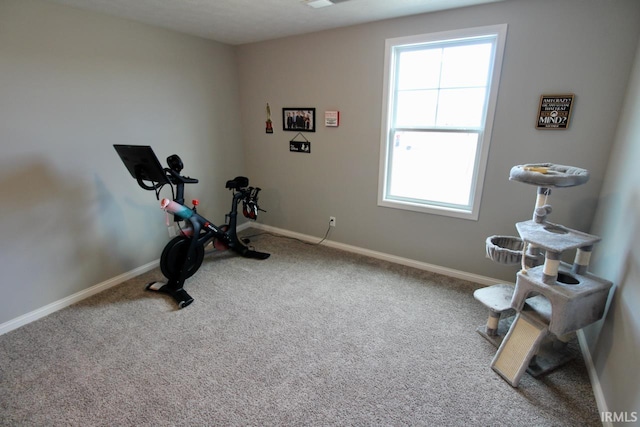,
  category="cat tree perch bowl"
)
[485,235,537,266]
